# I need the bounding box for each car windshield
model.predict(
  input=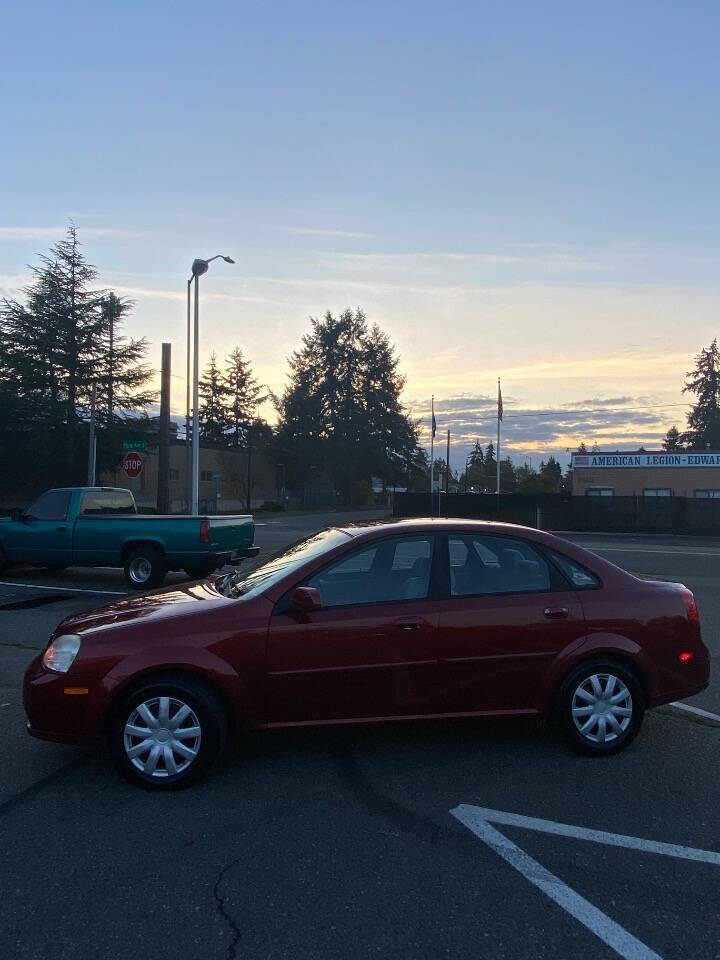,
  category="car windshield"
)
[221,527,352,599]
